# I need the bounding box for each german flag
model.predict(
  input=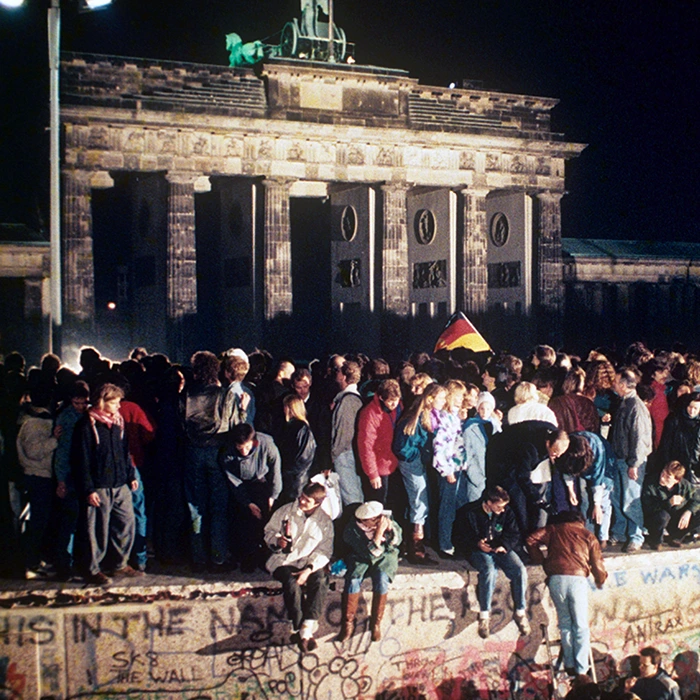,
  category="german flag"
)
[434,311,492,354]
